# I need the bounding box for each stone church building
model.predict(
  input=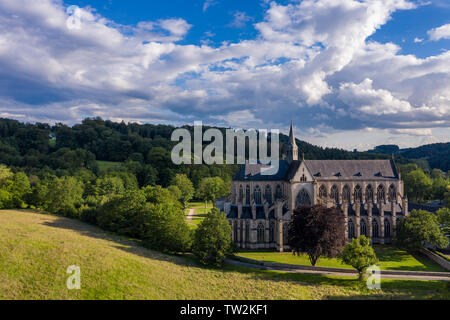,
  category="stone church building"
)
[225,122,409,251]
